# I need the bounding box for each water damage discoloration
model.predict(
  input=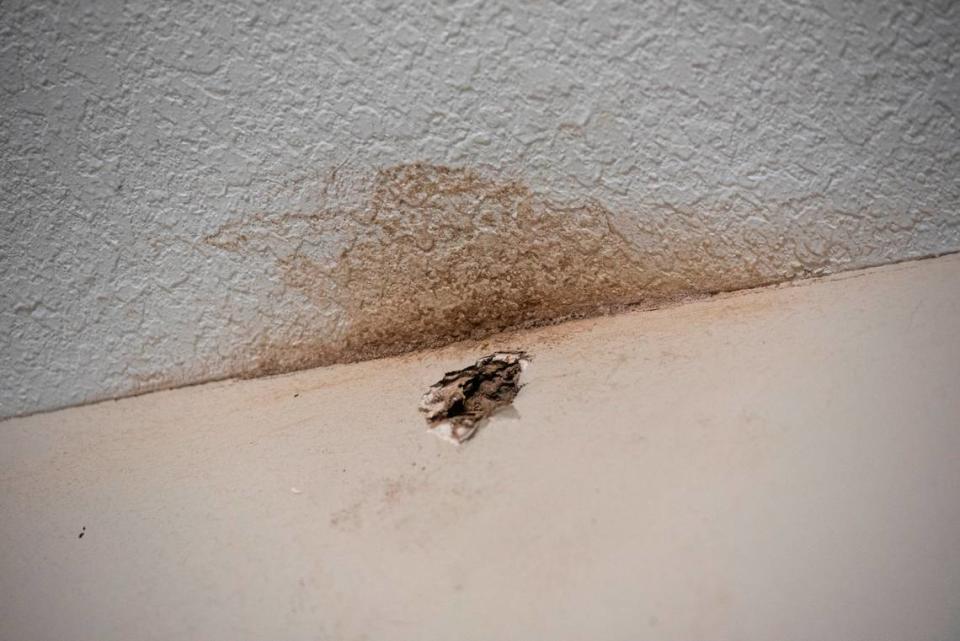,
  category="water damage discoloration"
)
[204,163,833,378]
